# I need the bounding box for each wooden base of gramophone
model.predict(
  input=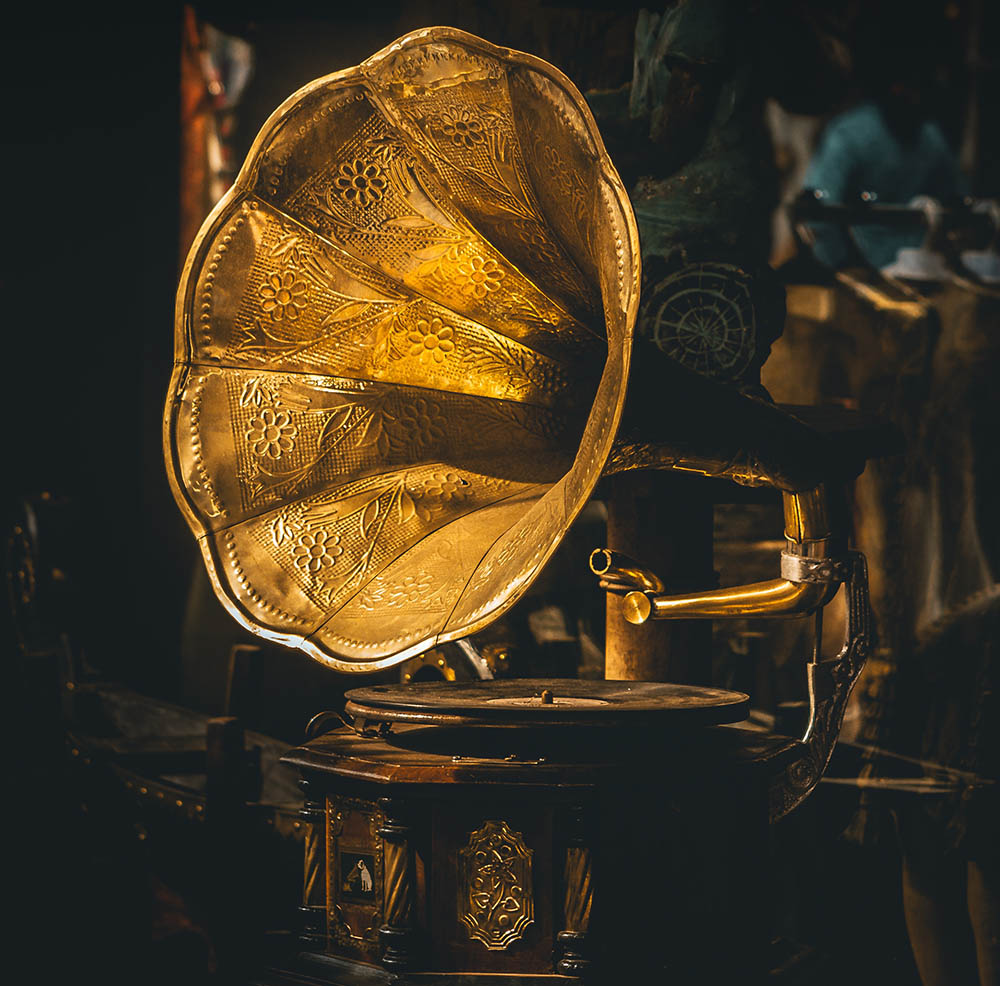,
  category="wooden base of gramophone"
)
[269,681,805,986]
